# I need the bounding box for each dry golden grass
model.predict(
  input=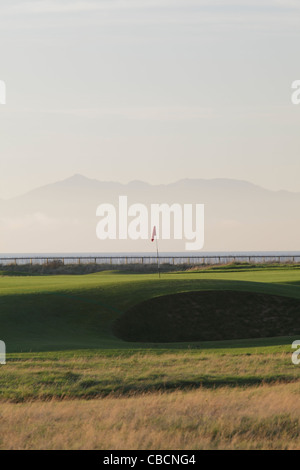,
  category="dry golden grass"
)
[0,382,299,450]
